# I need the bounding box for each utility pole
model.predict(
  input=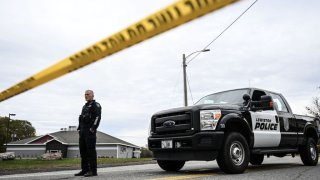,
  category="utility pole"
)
[182,49,210,107]
[6,113,16,152]
[183,54,188,107]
